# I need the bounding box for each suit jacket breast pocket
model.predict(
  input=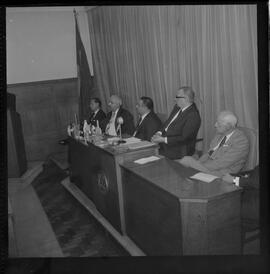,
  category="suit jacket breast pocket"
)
[212,144,231,158]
